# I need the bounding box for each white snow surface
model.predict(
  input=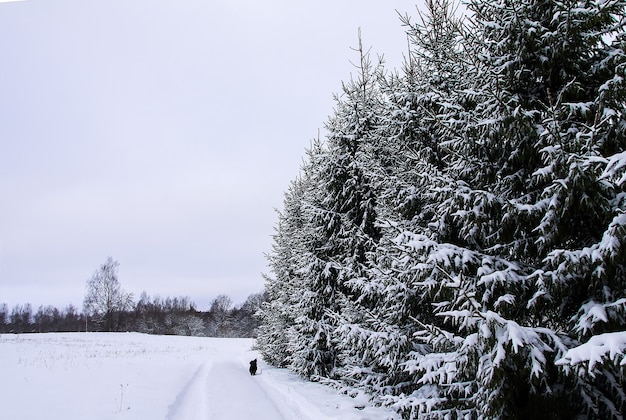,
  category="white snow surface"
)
[556,331,626,372]
[1,332,398,420]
